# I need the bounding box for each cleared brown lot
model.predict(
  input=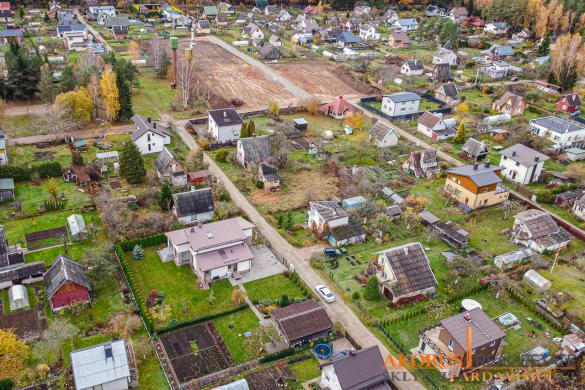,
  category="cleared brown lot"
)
[189,41,295,108]
[269,60,373,100]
